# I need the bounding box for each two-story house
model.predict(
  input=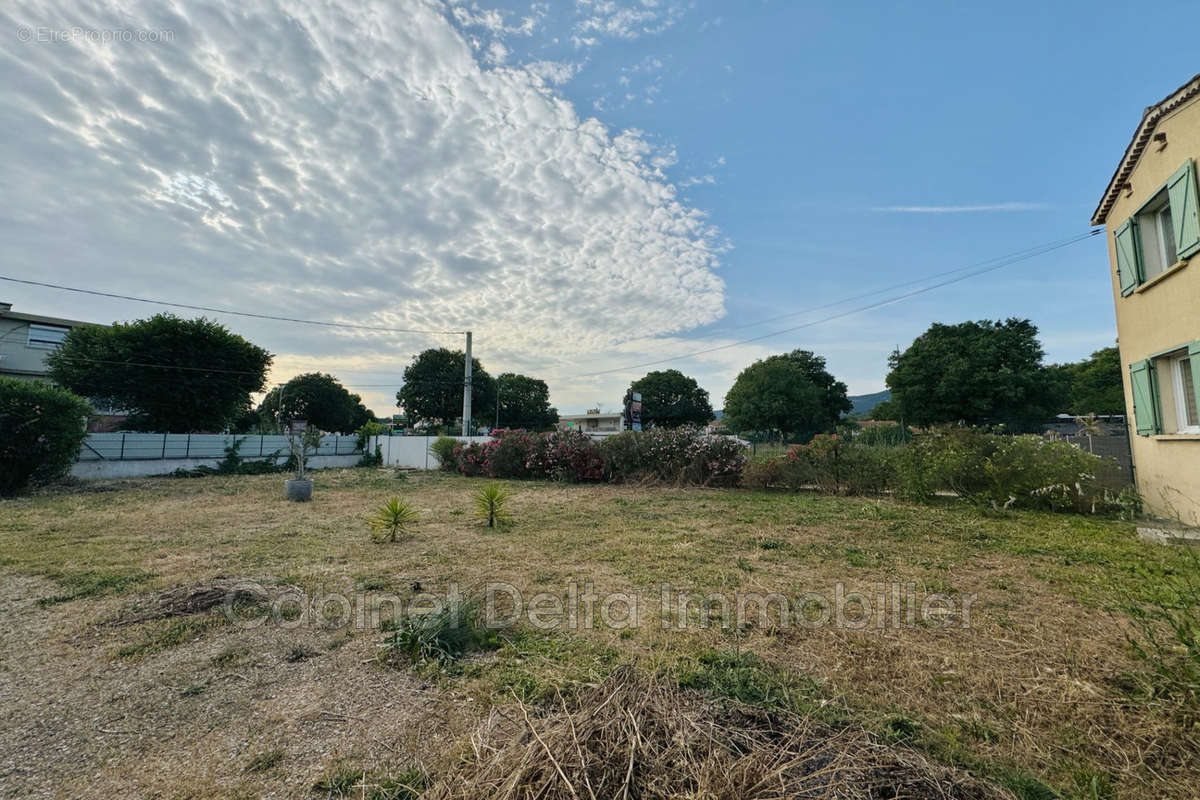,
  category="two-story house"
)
[0,302,91,381]
[1092,74,1200,526]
